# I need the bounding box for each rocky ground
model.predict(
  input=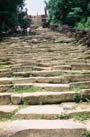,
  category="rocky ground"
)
[0,27,90,137]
